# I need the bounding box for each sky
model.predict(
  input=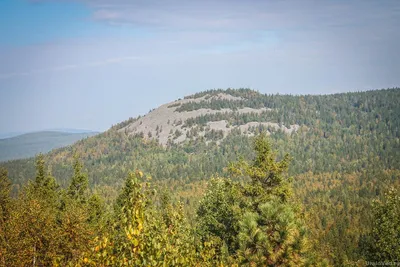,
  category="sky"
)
[0,0,399,133]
